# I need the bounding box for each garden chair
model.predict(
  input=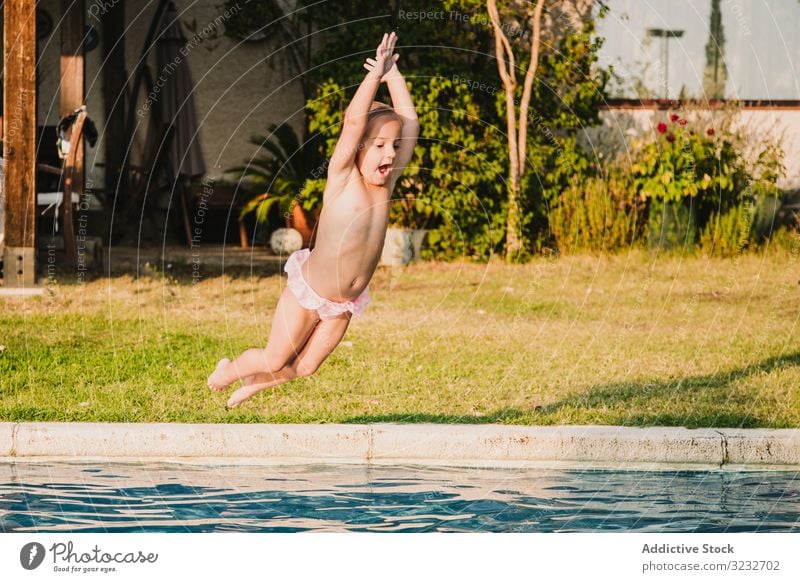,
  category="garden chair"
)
[36,106,89,262]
